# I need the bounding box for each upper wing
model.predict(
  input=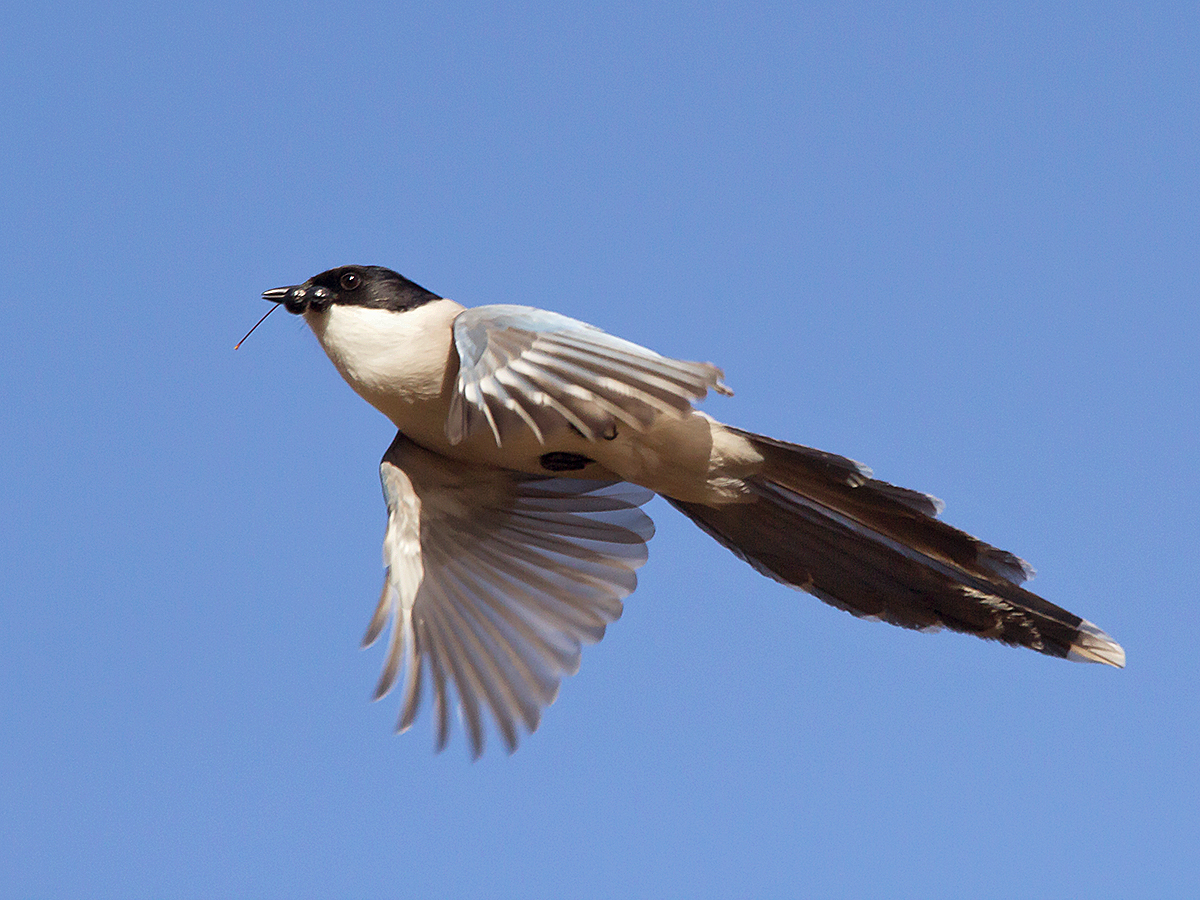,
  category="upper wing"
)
[447,304,732,446]
[365,432,656,757]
